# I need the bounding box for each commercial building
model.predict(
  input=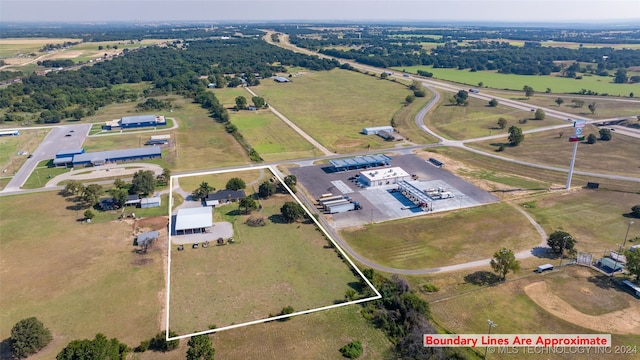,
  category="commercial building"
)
[103,115,166,130]
[329,154,391,172]
[174,207,213,235]
[71,147,161,166]
[359,167,410,187]
[54,148,85,167]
